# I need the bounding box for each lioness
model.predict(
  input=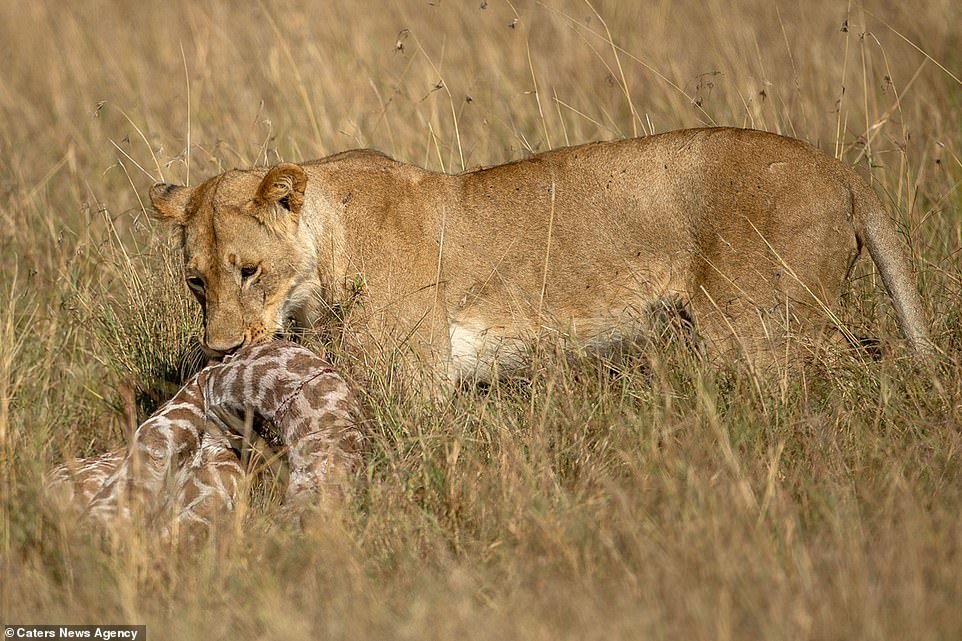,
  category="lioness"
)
[149,127,930,383]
